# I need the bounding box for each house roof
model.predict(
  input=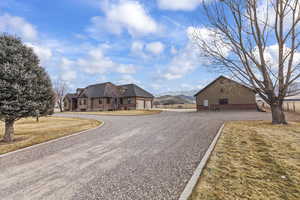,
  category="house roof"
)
[64,93,77,100]
[194,76,255,97]
[119,84,154,98]
[77,82,154,98]
[78,82,119,98]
